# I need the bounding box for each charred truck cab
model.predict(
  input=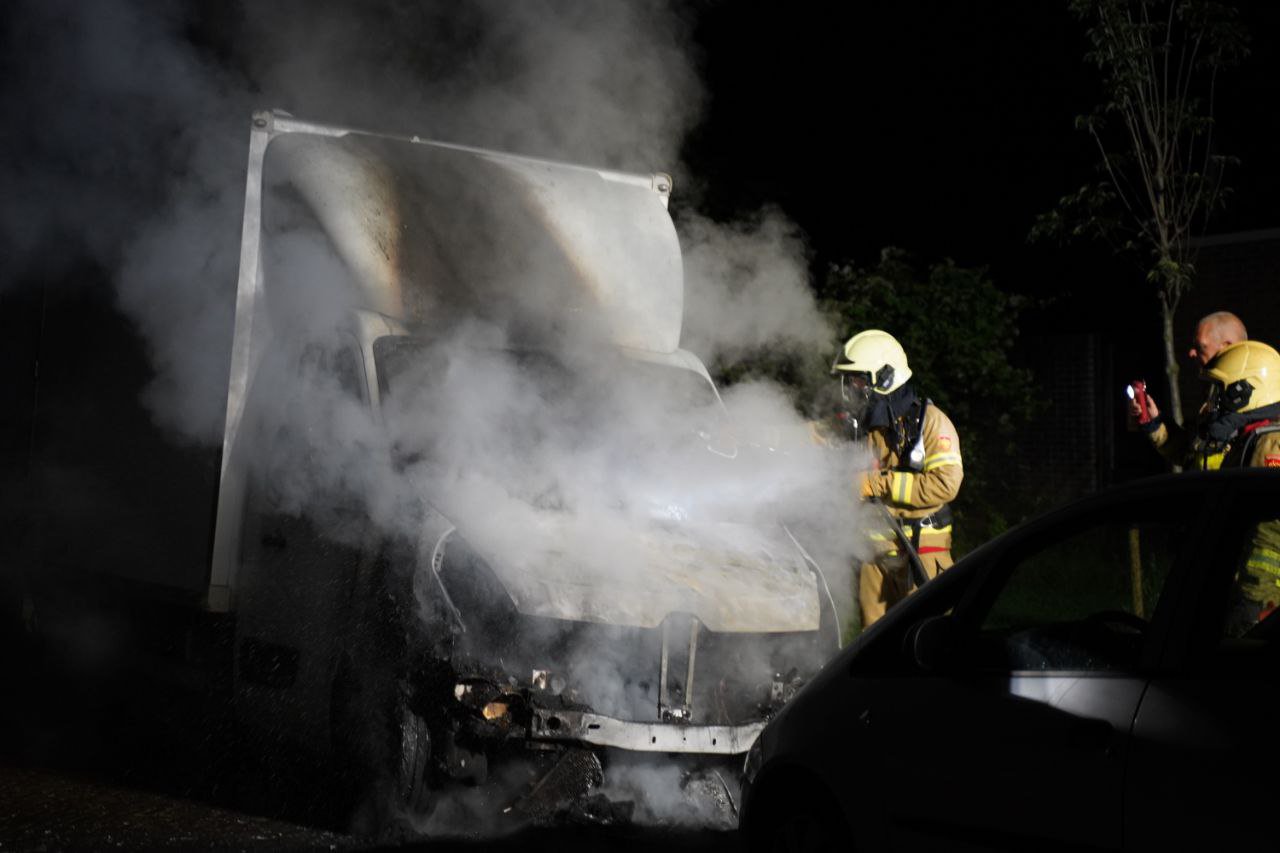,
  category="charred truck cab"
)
[209,111,835,822]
